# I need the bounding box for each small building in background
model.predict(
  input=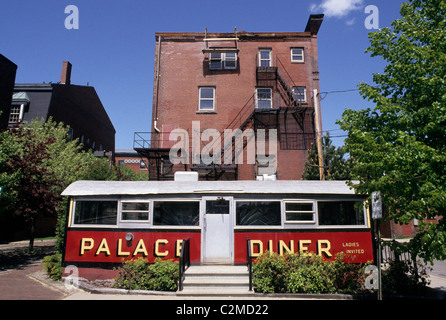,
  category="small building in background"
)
[115,149,149,174]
